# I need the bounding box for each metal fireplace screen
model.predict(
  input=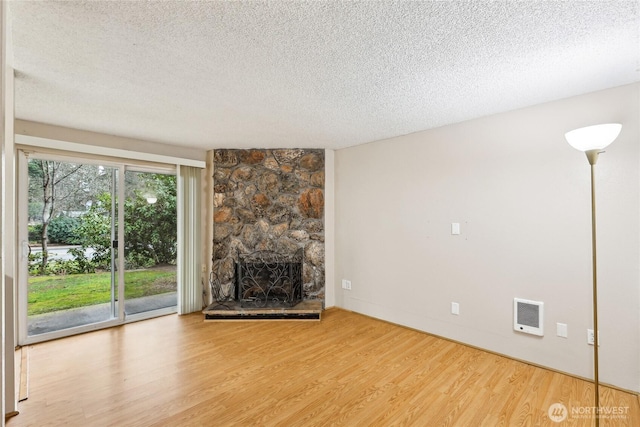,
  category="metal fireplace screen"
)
[236,249,303,308]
